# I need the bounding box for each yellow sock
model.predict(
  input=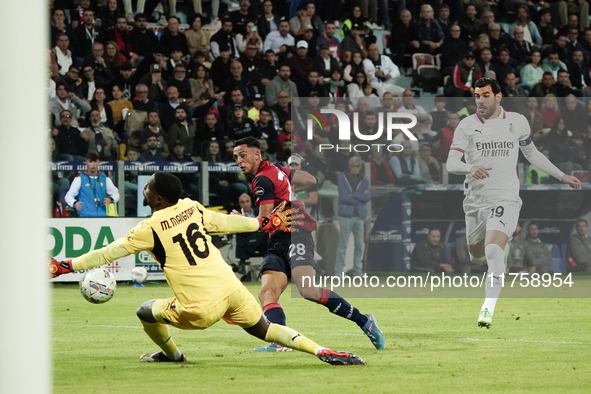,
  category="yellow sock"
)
[140,320,180,359]
[265,323,322,355]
